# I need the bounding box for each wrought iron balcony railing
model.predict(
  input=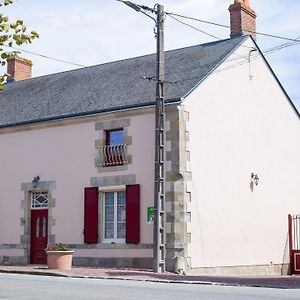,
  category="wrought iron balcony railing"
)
[97,144,128,167]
